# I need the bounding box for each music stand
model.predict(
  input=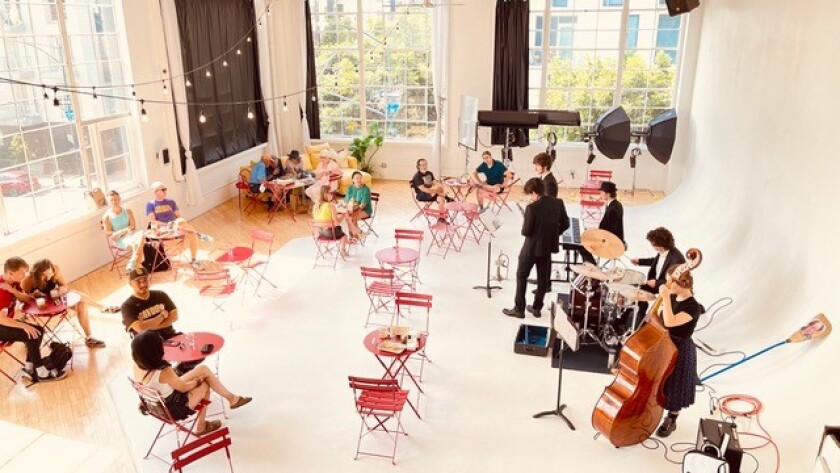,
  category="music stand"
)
[533,301,578,430]
[473,211,502,298]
